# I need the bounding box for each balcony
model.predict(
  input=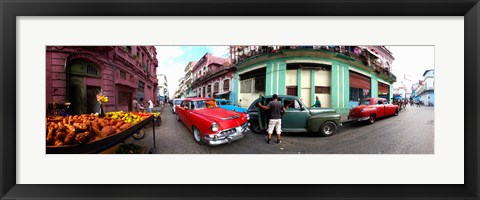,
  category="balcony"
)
[115,47,137,67]
[231,46,394,80]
